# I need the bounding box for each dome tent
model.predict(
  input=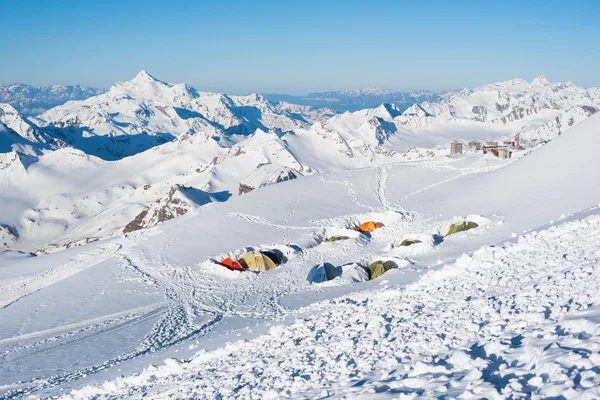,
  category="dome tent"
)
[306,262,369,284]
[239,250,282,271]
[359,221,381,233]
[446,221,478,236]
[306,263,341,284]
[398,239,418,247]
[368,260,396,280]
[220,257,243,271]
